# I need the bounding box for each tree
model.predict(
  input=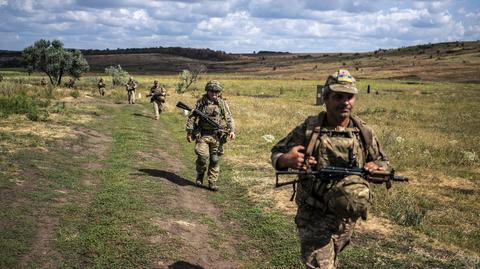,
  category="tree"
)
[175,63,207,93]
[105,65,129,86]
[23,39,89,86]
